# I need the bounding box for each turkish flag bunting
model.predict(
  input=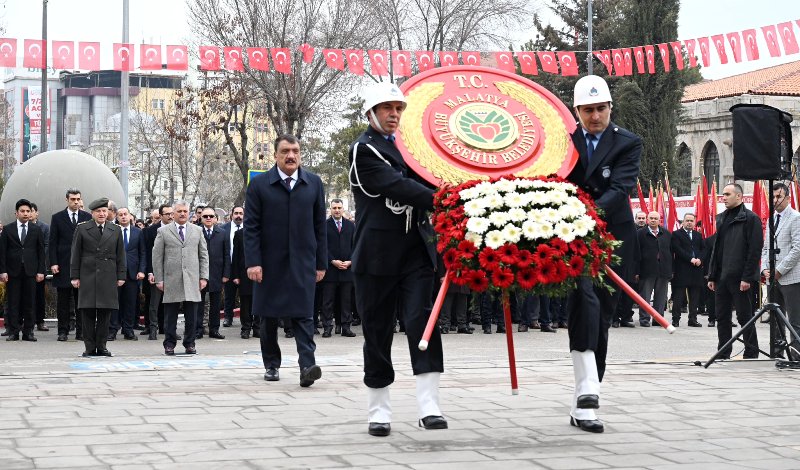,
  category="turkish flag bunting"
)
[224,47,244,71]
[657,43,670,72]
[140,44,162,70]
[684,39,698,67]
[611,49,625,75]
[632,46,645,74]
[416,51,436,71]
[742,29,760,60]
[166,45,188,70]
[439,51,458,67]
[593,50,612,74]
[52,41,74,69]
[0,38,16,67]
[778,22,800,55]
[494,51,516,72]
[537,51,559,73]
[271,48,291,74]
[726,32,743,62]
[113,43,134,71]
[698,37,711,67]
[461,51,481,66]
[516,51,538,75]
[199,46,220,70]
[23,39,45,69]
[670,41,684,70]
[711,34,729,64]
[247,48,269,71]
[761,25,782,57]
[622,48,633,75]
[367,50,388,76]
[346,49,364,75]
[644,45,656,73]
[391,50,411,76]
[299,43,314,63]
[323,49,344,70]
[78,42,100,70]
[557,51,578,76]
